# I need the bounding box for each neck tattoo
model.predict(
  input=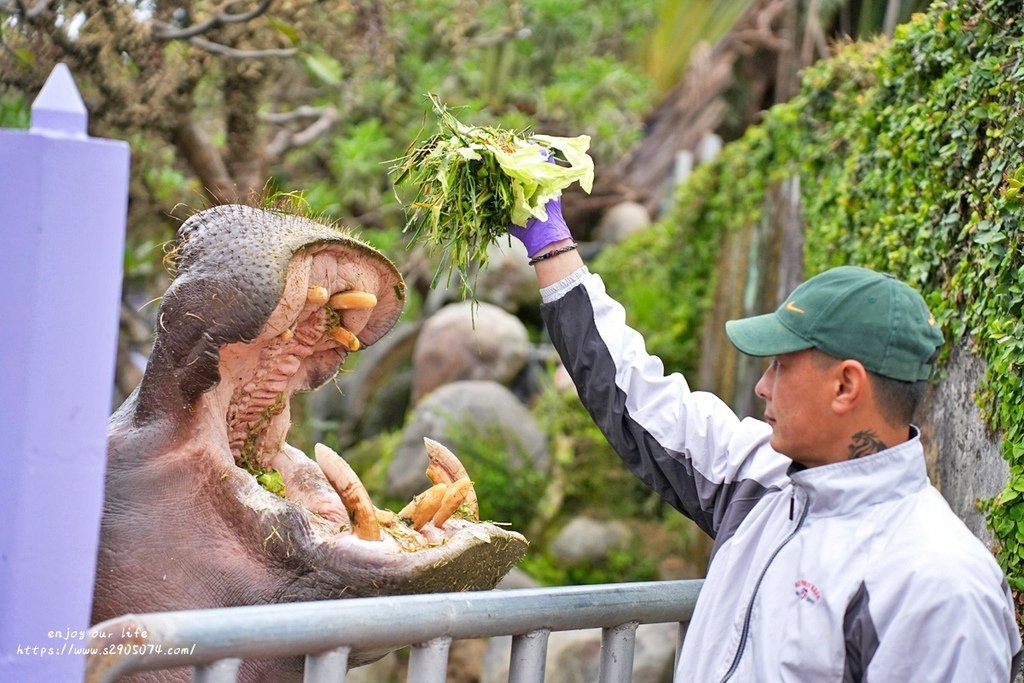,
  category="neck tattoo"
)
[848,430,888,459]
